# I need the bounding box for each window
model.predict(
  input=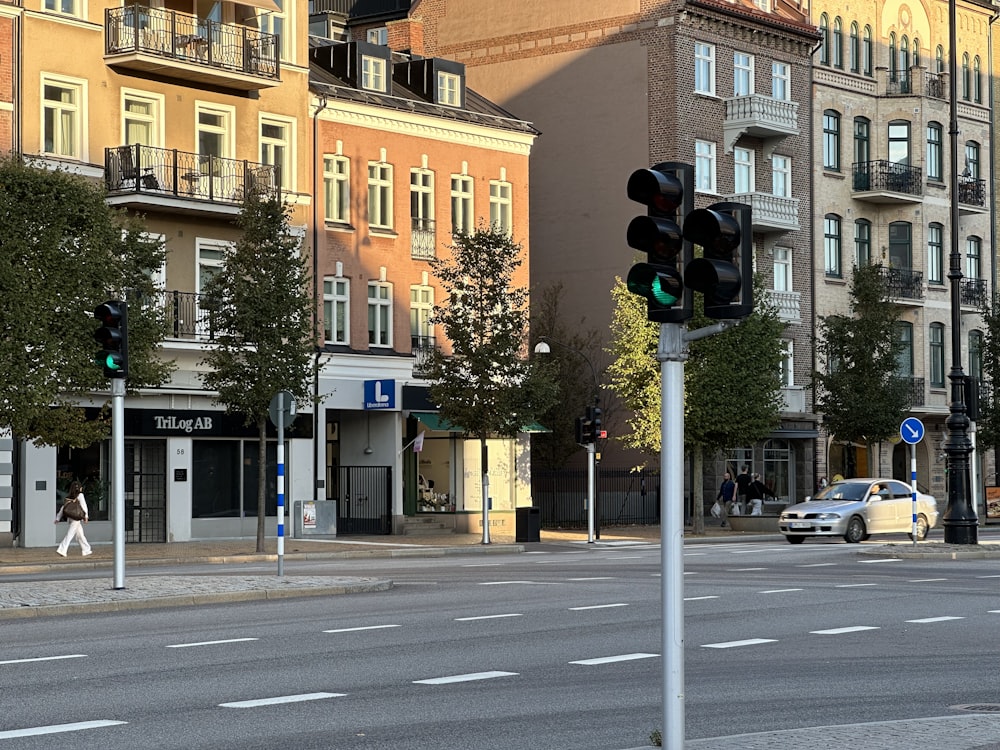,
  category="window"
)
[771,155,790,197]
[734,52,753,96]
[854,116,870,164]
[367,27,388,45]
[734,147,754,194]
[410,168,434,231]
[438,72,461,107]
[773,247,791,292]
[323,277,350,345]
[367,281,392,347]
[832,18,843,68]
[926,123,943,181]
[822,110,840,170]
[779,340,794,387]
[410,284,434,344]
[260,116,292,190]
[913,39,920,69]
[196,104,233,174]
[888,221,912,269]
[123,92,160,146]
[367,161,393,230]
[771,62,789,100]
[324,155,350,224]
[824,214,842,277]
[819,14,829,65]
[965,141,980,179]
[966,236,982,279]
[44,0,80,16]
[889,33,897,80]
[969,331,983,382]
[258,0,290,62]
[929,323,945,388]
[862,26,873,76]
[899,35,910,74]
[927,223,944,284]
[962,53,970,100]
[489,179,512,234]
[42,77,83,159]
[849,22,860,73]
[974,56,982,103]
[450,174,474,234]
[362,55,387,92]
[935,45,944,74]
[888,120,910,166]
[694,42,715,95]
[894,321,914,377]
[854,219,871,267]
[695,140,716,192]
